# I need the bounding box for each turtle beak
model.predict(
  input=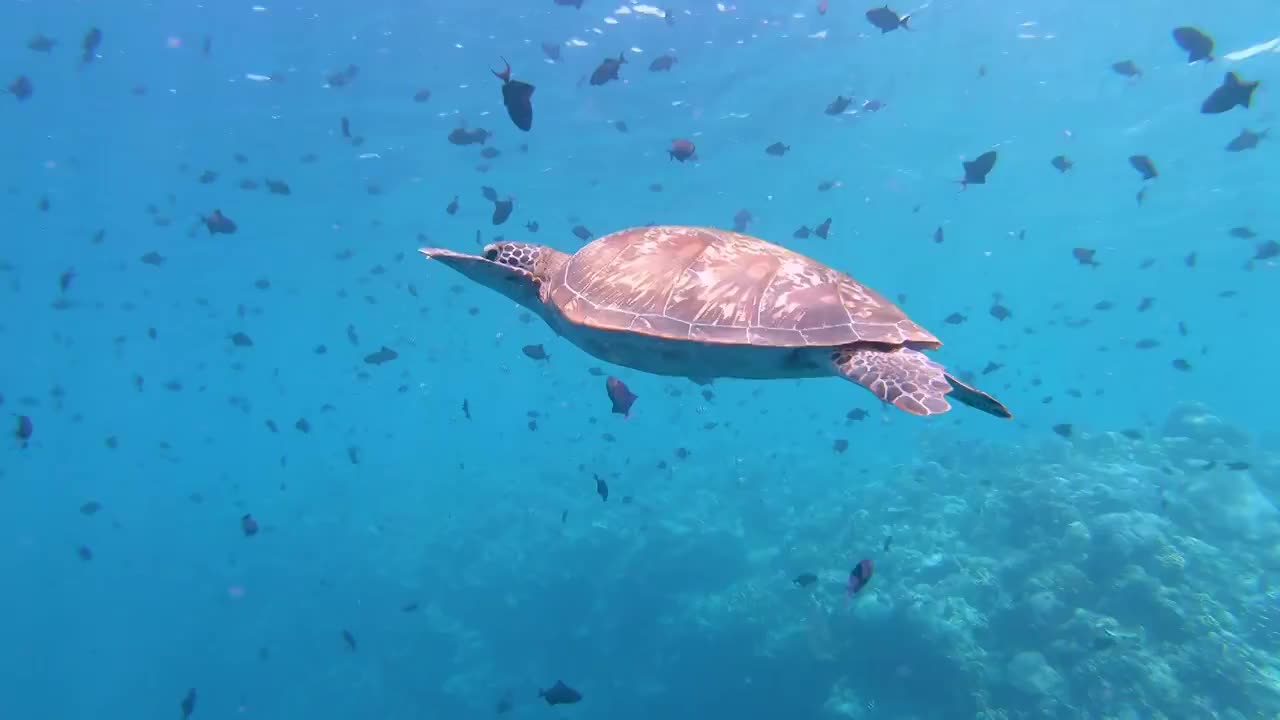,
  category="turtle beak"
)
[418,247,490,263]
